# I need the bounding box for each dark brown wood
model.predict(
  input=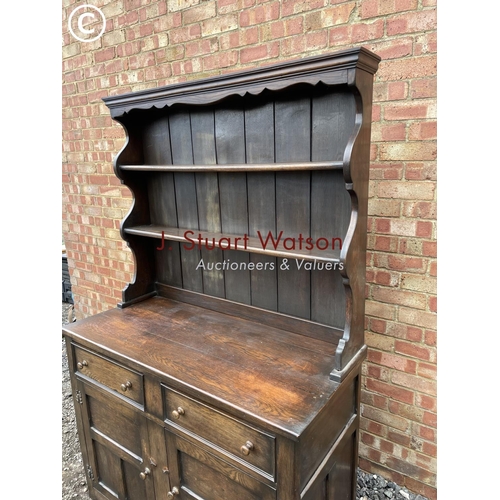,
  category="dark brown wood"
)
[65,47,380,500]
[119,160,343,171]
